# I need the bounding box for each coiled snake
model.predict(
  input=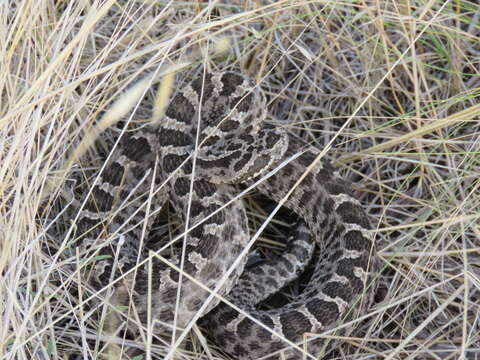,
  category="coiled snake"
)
[77,71,375,359]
